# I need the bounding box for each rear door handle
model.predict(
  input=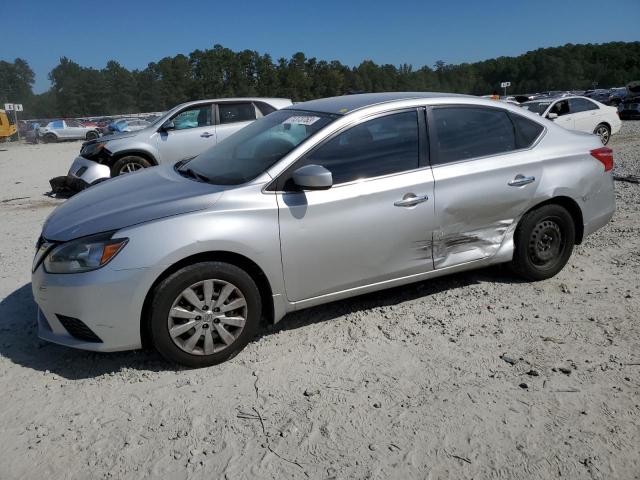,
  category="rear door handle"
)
[394,194,429,207]
[508,174,536,187]
[200,132,214,138]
